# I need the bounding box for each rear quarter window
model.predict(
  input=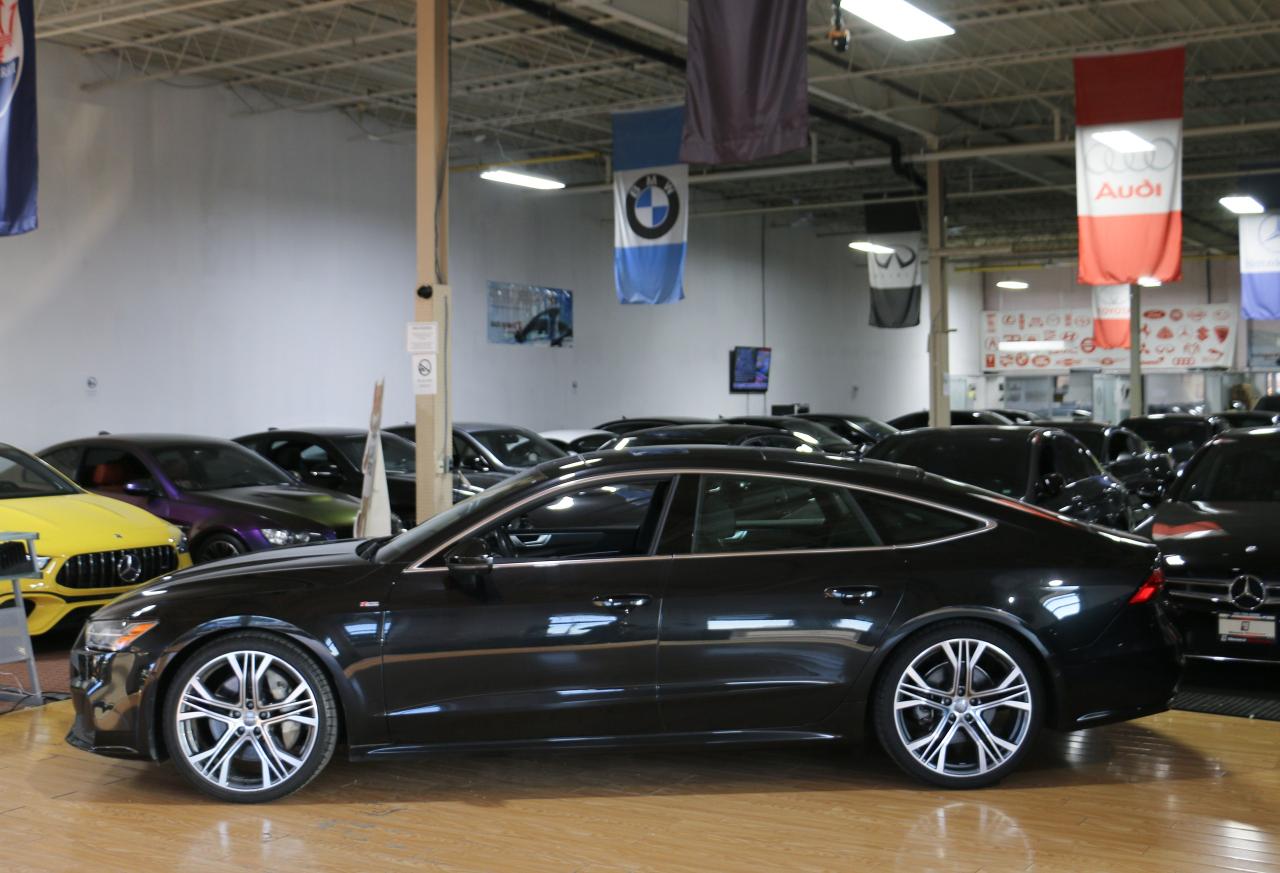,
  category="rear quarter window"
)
[854,491,985,546]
